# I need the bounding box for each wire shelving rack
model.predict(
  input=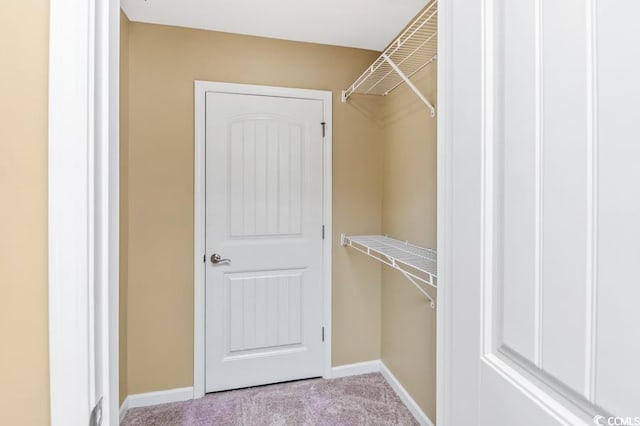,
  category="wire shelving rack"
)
[341,234,438,308]
[341,0,438,117]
